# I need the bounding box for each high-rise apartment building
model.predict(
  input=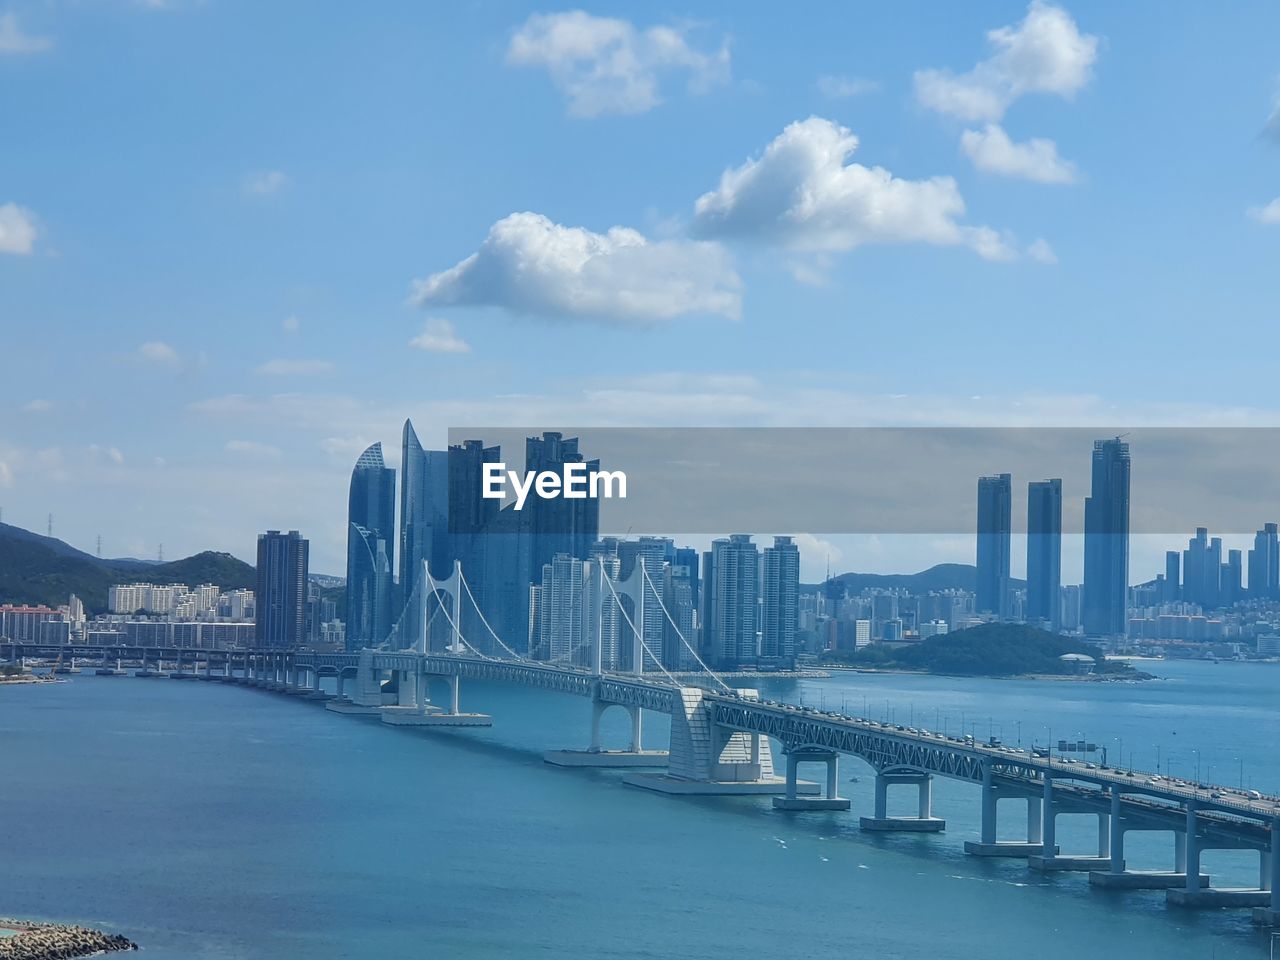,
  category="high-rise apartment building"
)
[255,530,308,649]
[1026,479,1062,628]
[703,534,759,669]
[760,535,800,665]
[976,473,1012,618]
[1082,438,1130,636]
